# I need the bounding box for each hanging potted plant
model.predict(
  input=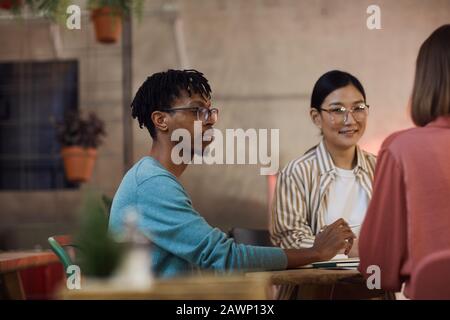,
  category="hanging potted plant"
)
[35,0,71,24]
[0,0,23,11]
[1,0,70,23]
[56,111,106,183]
[88,0,143,44]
